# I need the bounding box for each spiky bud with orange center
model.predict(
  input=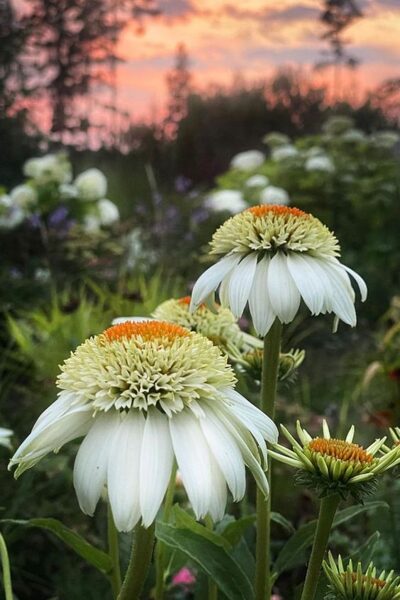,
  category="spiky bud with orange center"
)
[190,204,367,336]
[269,419,400,501]
[10,320,278,531]
[323,552,400,599]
